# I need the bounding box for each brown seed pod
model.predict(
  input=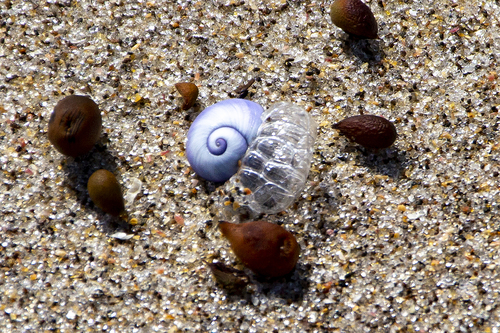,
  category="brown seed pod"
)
[330,0,378,39]
[87,169,126,217]
[219,221,300,278]
[175,82,199,110]
[48,95,102,157]
[333,114,397,149]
